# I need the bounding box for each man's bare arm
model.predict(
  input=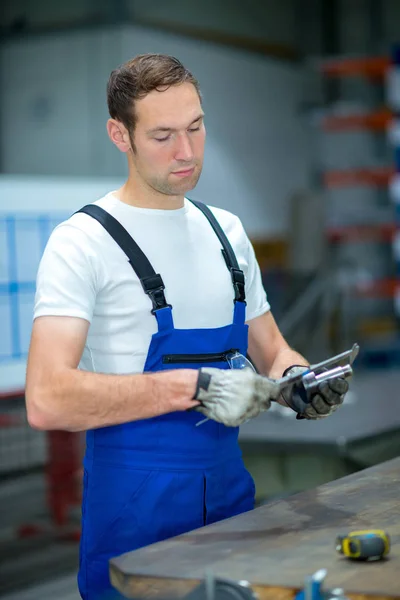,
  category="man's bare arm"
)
[247,311,308,406]
[26,316,199,432]
[247,311,308,377]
